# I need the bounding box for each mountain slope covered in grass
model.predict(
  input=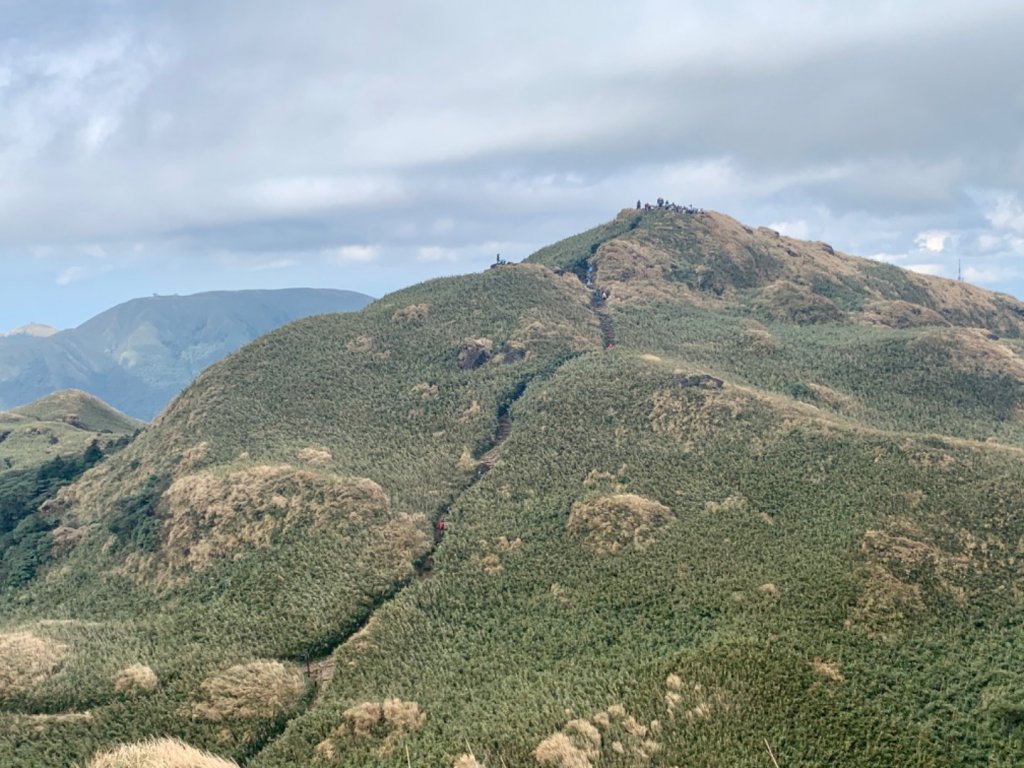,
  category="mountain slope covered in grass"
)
[0,288,373,420]
[1,208,1023,767]
[1,391,139,591]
